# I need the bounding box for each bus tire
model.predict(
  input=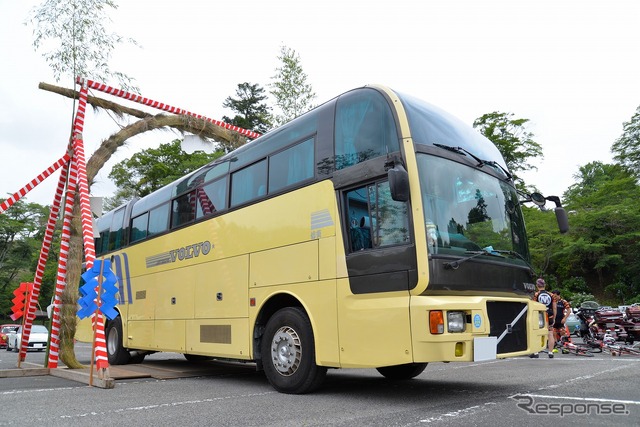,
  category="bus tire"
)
[376,363,428,380]
[106,316,131,365]
[261,307,327,394]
